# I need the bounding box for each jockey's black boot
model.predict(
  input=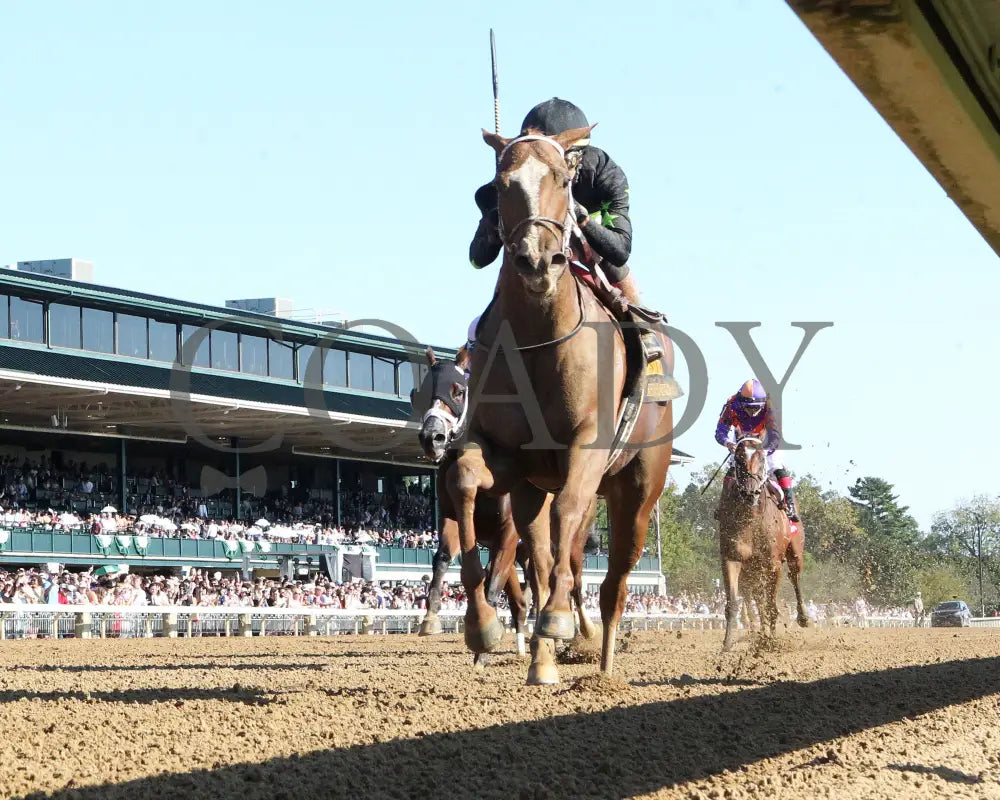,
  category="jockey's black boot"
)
[639,328,664,362]
[613,273,663,362]
[783,487,800,522]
